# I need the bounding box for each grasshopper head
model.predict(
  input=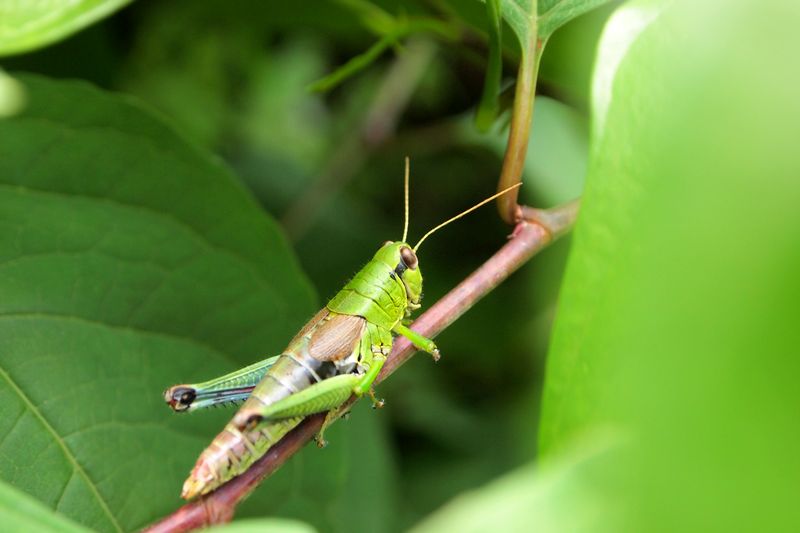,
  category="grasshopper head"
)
[374,241,423,311]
